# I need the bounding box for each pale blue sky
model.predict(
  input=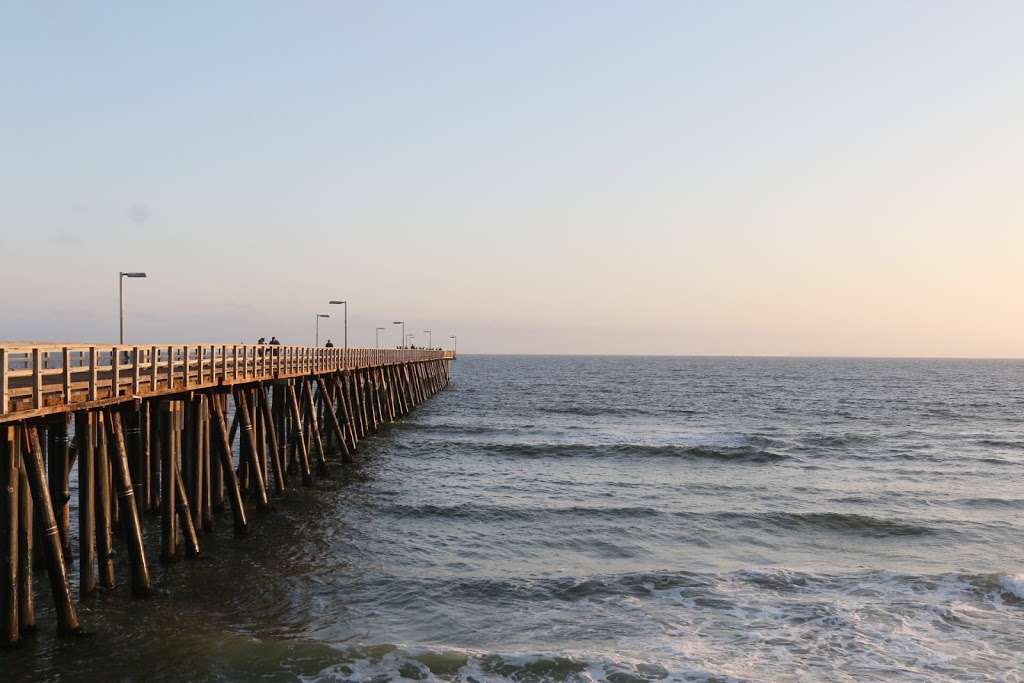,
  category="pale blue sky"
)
[2,2,1022,355]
